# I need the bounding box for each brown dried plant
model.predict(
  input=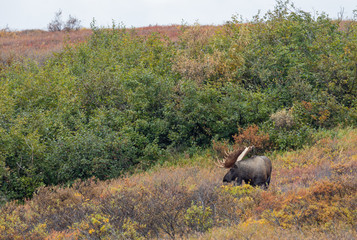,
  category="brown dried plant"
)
[172,25,223,85]
[233,125,270,153]
[270,109,295,129]
[212,139,230,159]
